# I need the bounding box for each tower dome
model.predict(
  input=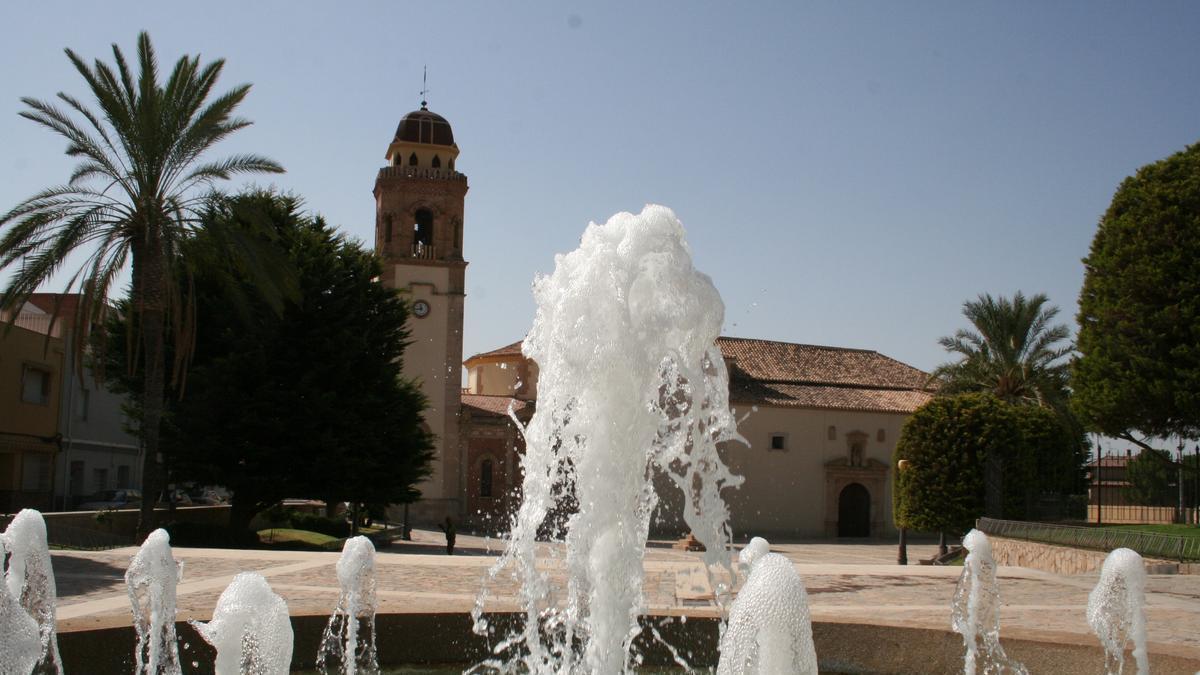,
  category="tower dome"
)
[393,105,455,146]
[384,103,461,169]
